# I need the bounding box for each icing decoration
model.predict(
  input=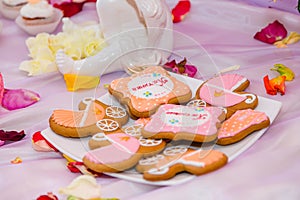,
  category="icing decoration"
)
[199,74,251,107]
[145,147,226,175]
[96,119,119,132]
[143,104,223,136]
[105,106,127,118]
[85,133,140,164]
[186,99,206,108]
[110,66,191,112]
[63,74,100,92]
[218,109,269,139]
[139,138,162,147]
[124,124,143,138]
[52,100,105,127]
